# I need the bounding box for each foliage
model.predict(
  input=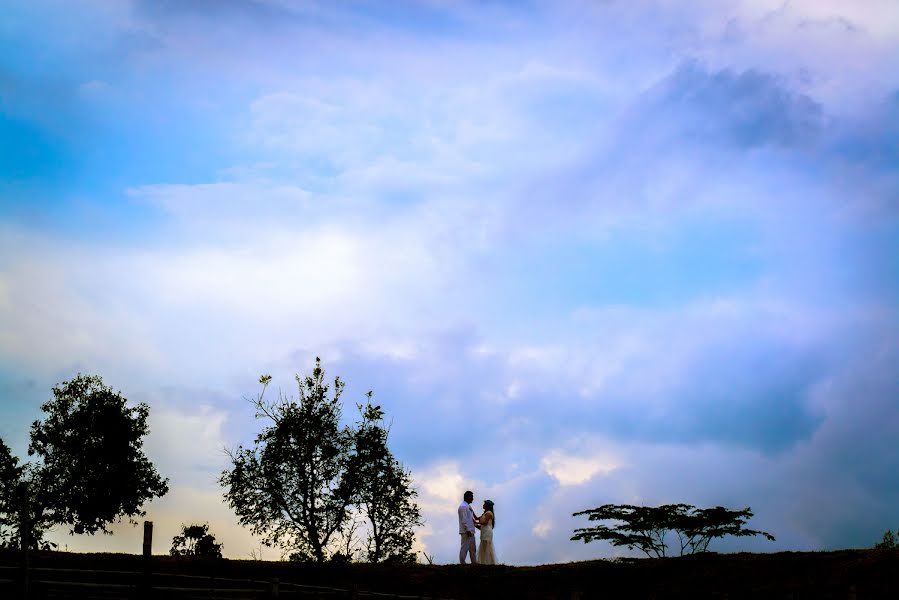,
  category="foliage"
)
[875,529,896,550]
[0,375,167,549]
[346,396,423,562]
[0,438,22,548]
[221,360,353,562]
[572,503,775,558]
[0,468,58,551]
[27,374,169,535]
[220,359,423,563]
[170,523,223,558]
